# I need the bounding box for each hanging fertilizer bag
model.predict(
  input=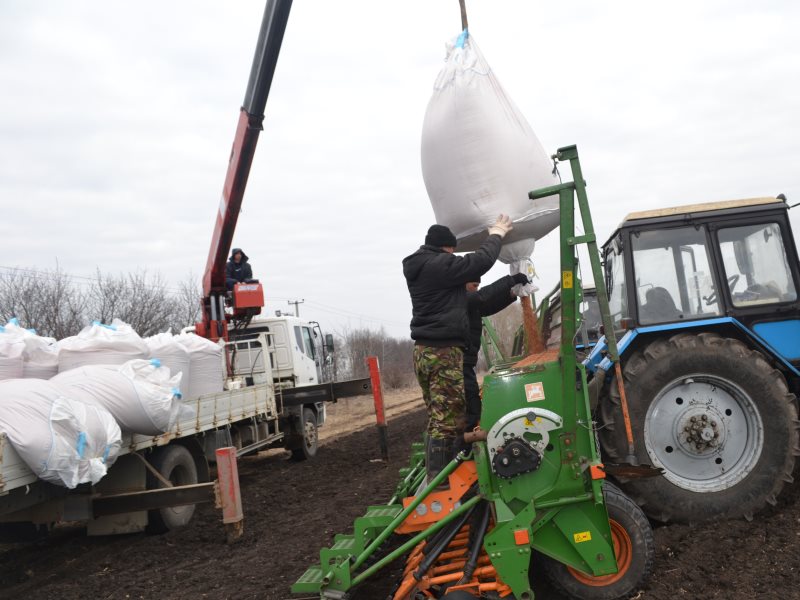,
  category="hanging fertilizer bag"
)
[52,359,183,435]
[421,30,559,290]
[58,319,148,373]
[0,379,121,488]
